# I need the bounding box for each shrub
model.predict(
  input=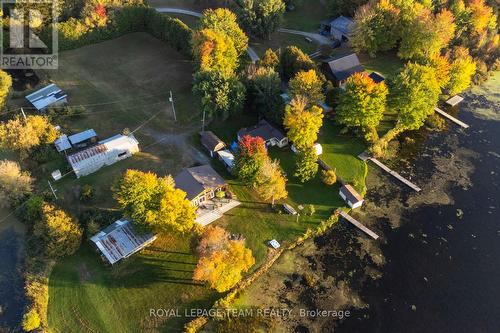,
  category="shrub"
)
[321,169,337,185]
[80,184,94,202]
[21,307,41,332]
[303,204,315,216]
